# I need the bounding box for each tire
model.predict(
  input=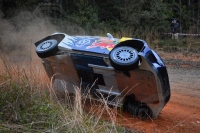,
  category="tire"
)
[126,102,152,120]
[36,39,58,58]
[135,103,152,120]
[109,46,139,71]
[123,95,152,120]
